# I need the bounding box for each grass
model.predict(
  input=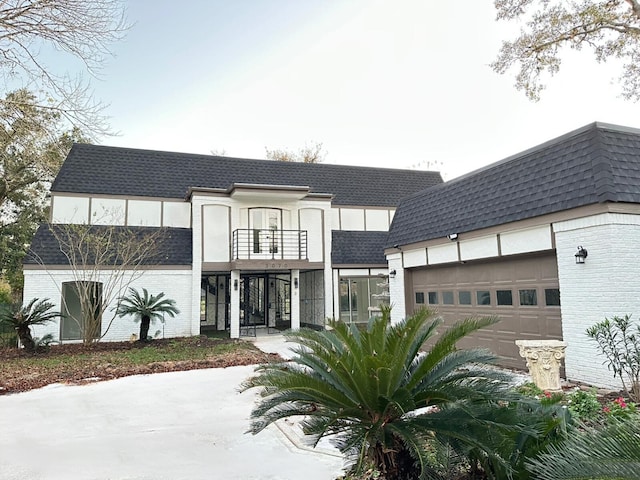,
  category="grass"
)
[0,336,280,394]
